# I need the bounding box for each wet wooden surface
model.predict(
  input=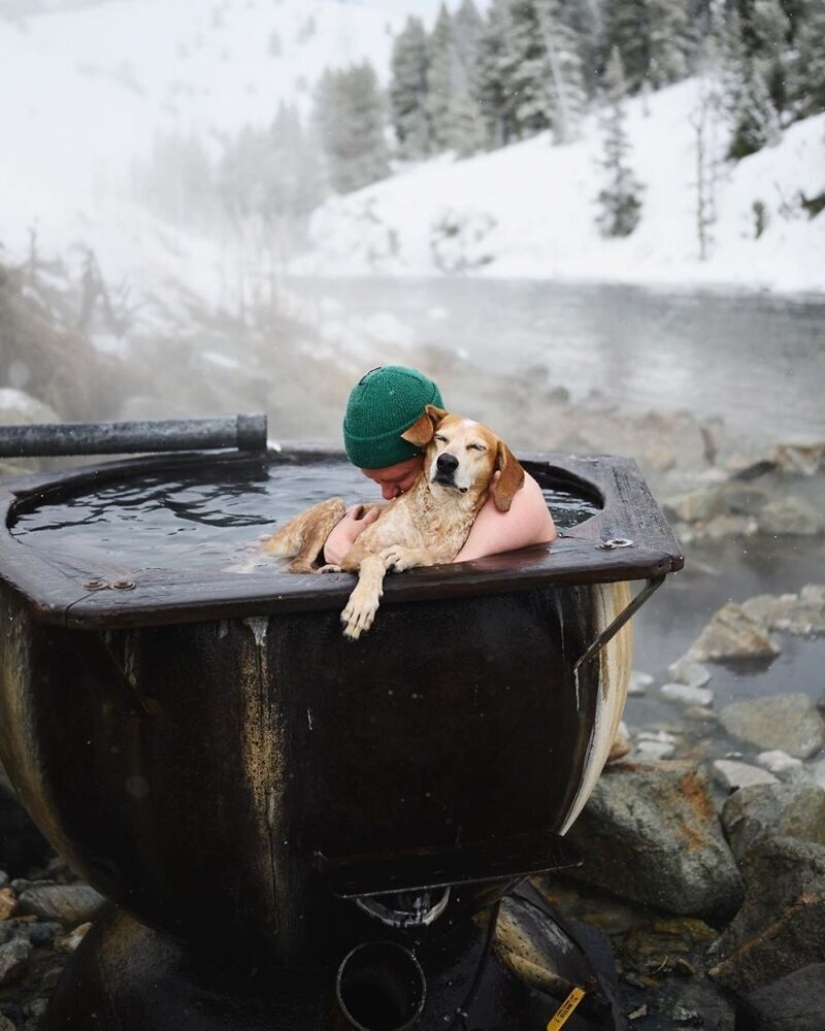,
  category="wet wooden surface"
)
[0,449,683,629]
